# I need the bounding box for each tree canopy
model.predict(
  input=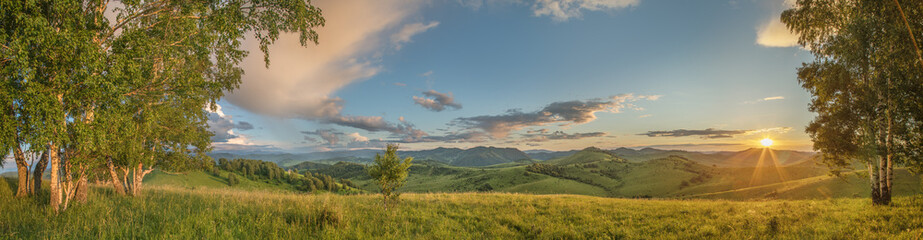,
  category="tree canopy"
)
[782,0,923,205]
[0,0,324,211]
